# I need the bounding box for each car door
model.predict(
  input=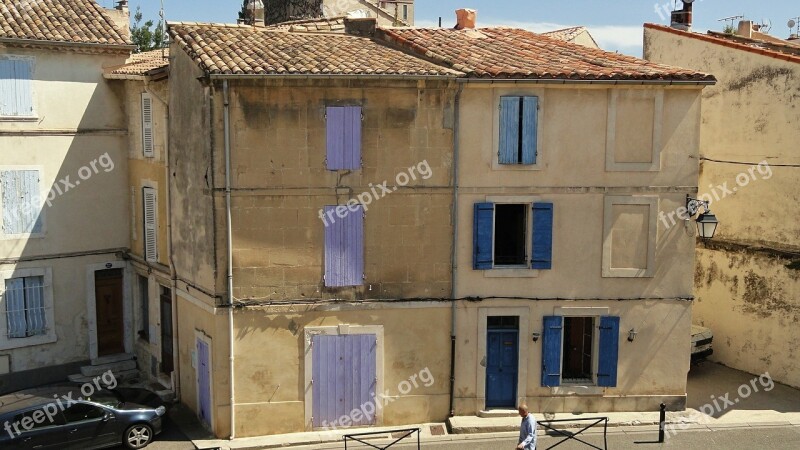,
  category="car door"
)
[61,403,117,449]
[7,408,67,450]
